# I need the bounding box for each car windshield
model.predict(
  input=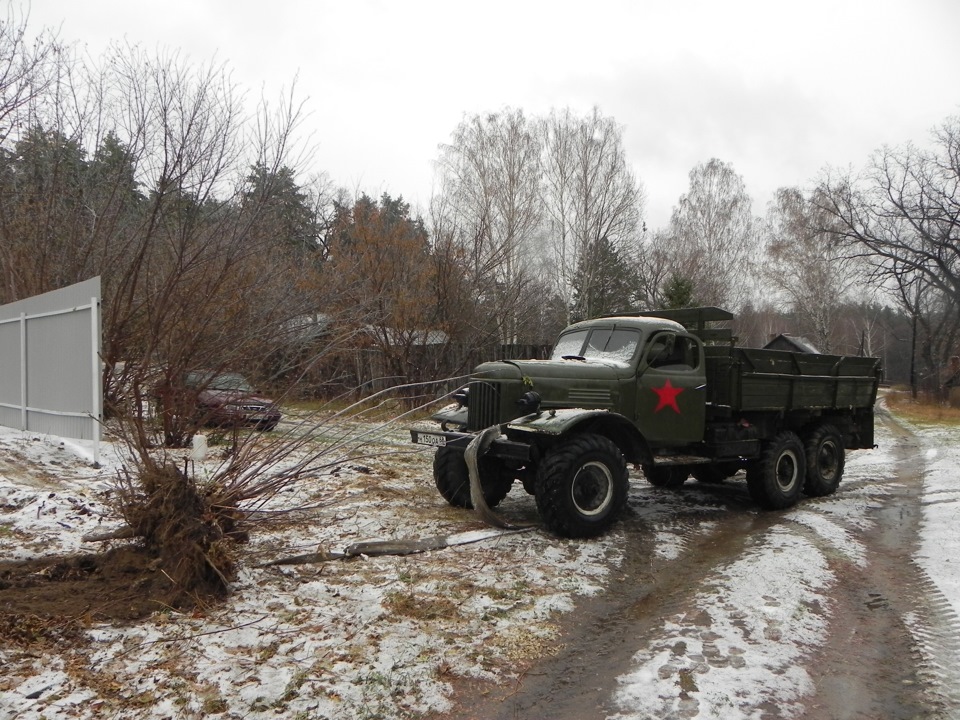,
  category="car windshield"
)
[187,372,255,392]
[550,328,640,364]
